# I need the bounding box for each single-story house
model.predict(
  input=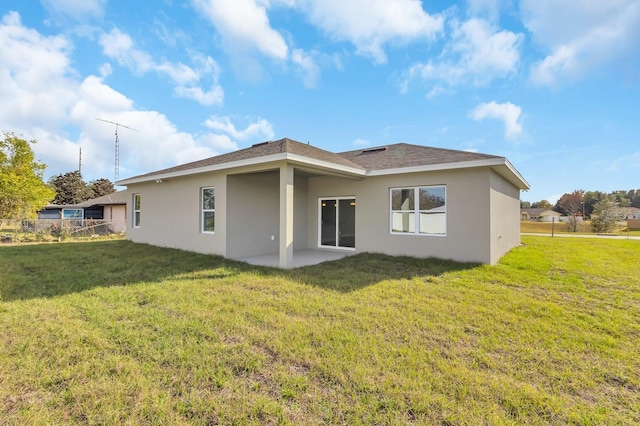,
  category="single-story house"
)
[612,206,640,220]
[520,208,562,222]
[37,190,128,233]
[76,190,129,233]
[117,138,529,268]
